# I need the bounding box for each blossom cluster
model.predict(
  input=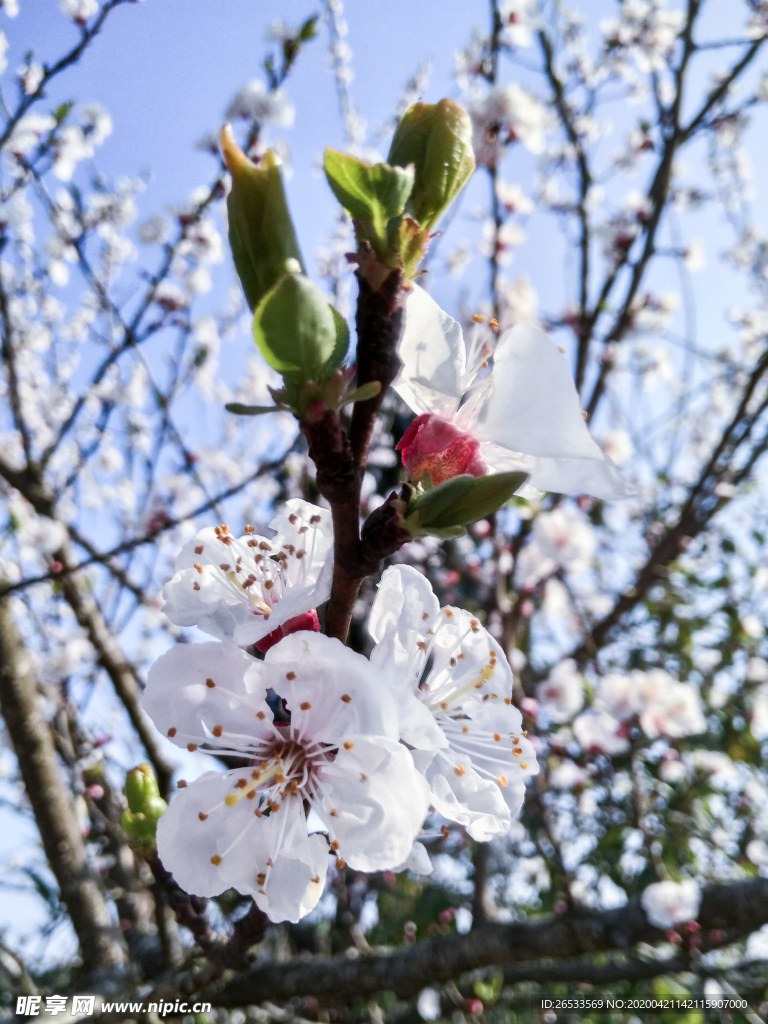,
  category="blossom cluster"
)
[148,503,537,921]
